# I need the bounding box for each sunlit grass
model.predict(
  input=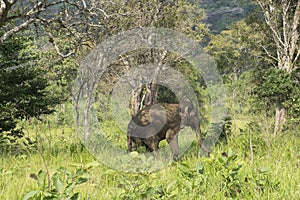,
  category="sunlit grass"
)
[1,115,299,199]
